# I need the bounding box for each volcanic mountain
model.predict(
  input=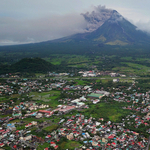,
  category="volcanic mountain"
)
[52,10,150,46]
